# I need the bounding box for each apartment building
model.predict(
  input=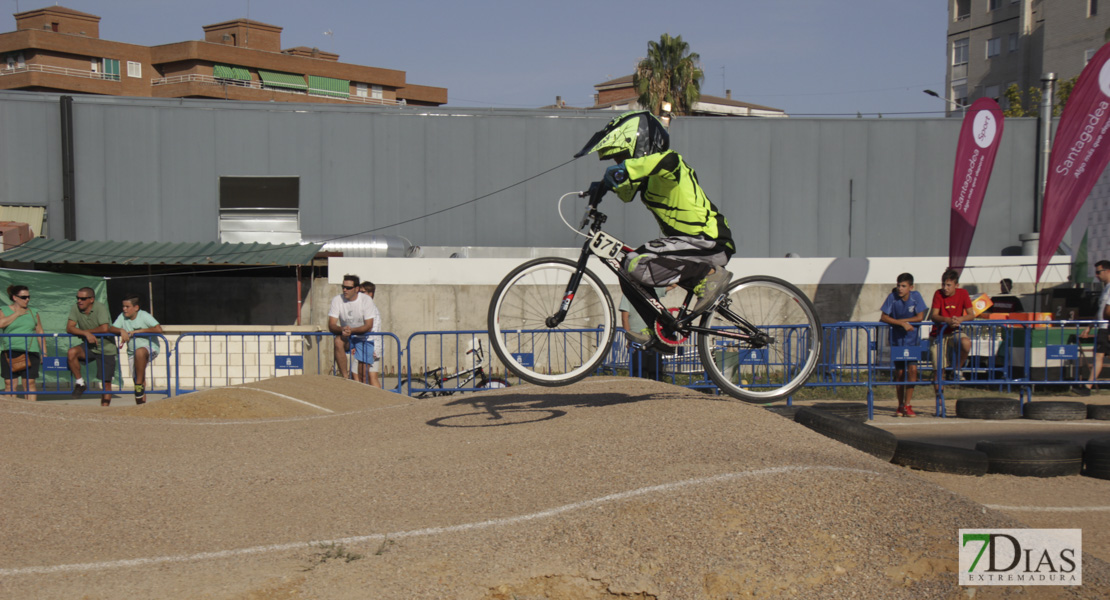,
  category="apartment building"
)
[590,75,786,117]
[945,0,1110,113]
[0,6,446,106]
